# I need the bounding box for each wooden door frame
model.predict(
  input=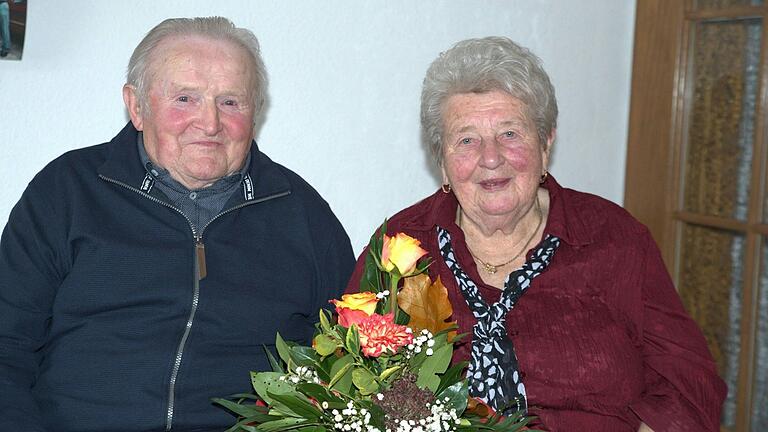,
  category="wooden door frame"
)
[624,0,687,269]
[625,1,768,430]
